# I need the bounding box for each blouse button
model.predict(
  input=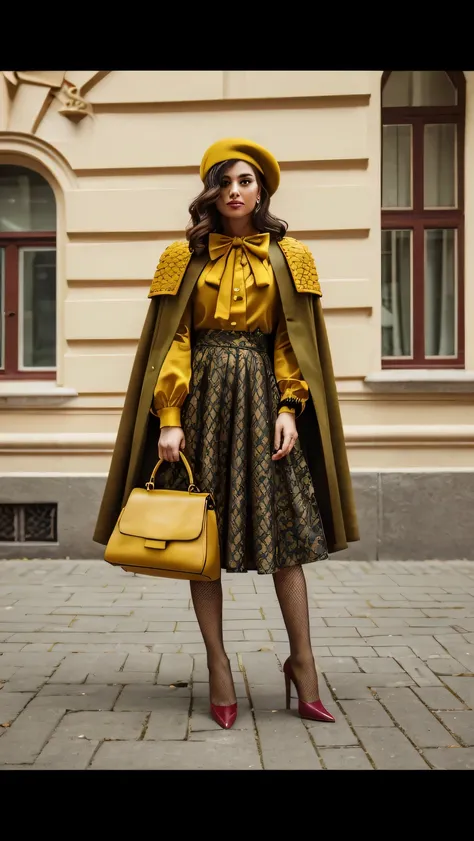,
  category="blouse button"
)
[234,287,240,292]
[230,321,237,326]
[233,295,243,301]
